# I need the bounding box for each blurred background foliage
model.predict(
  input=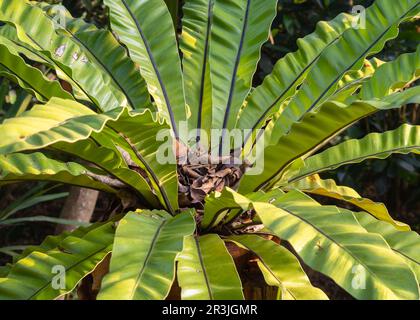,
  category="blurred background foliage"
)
[0,0,419,262]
